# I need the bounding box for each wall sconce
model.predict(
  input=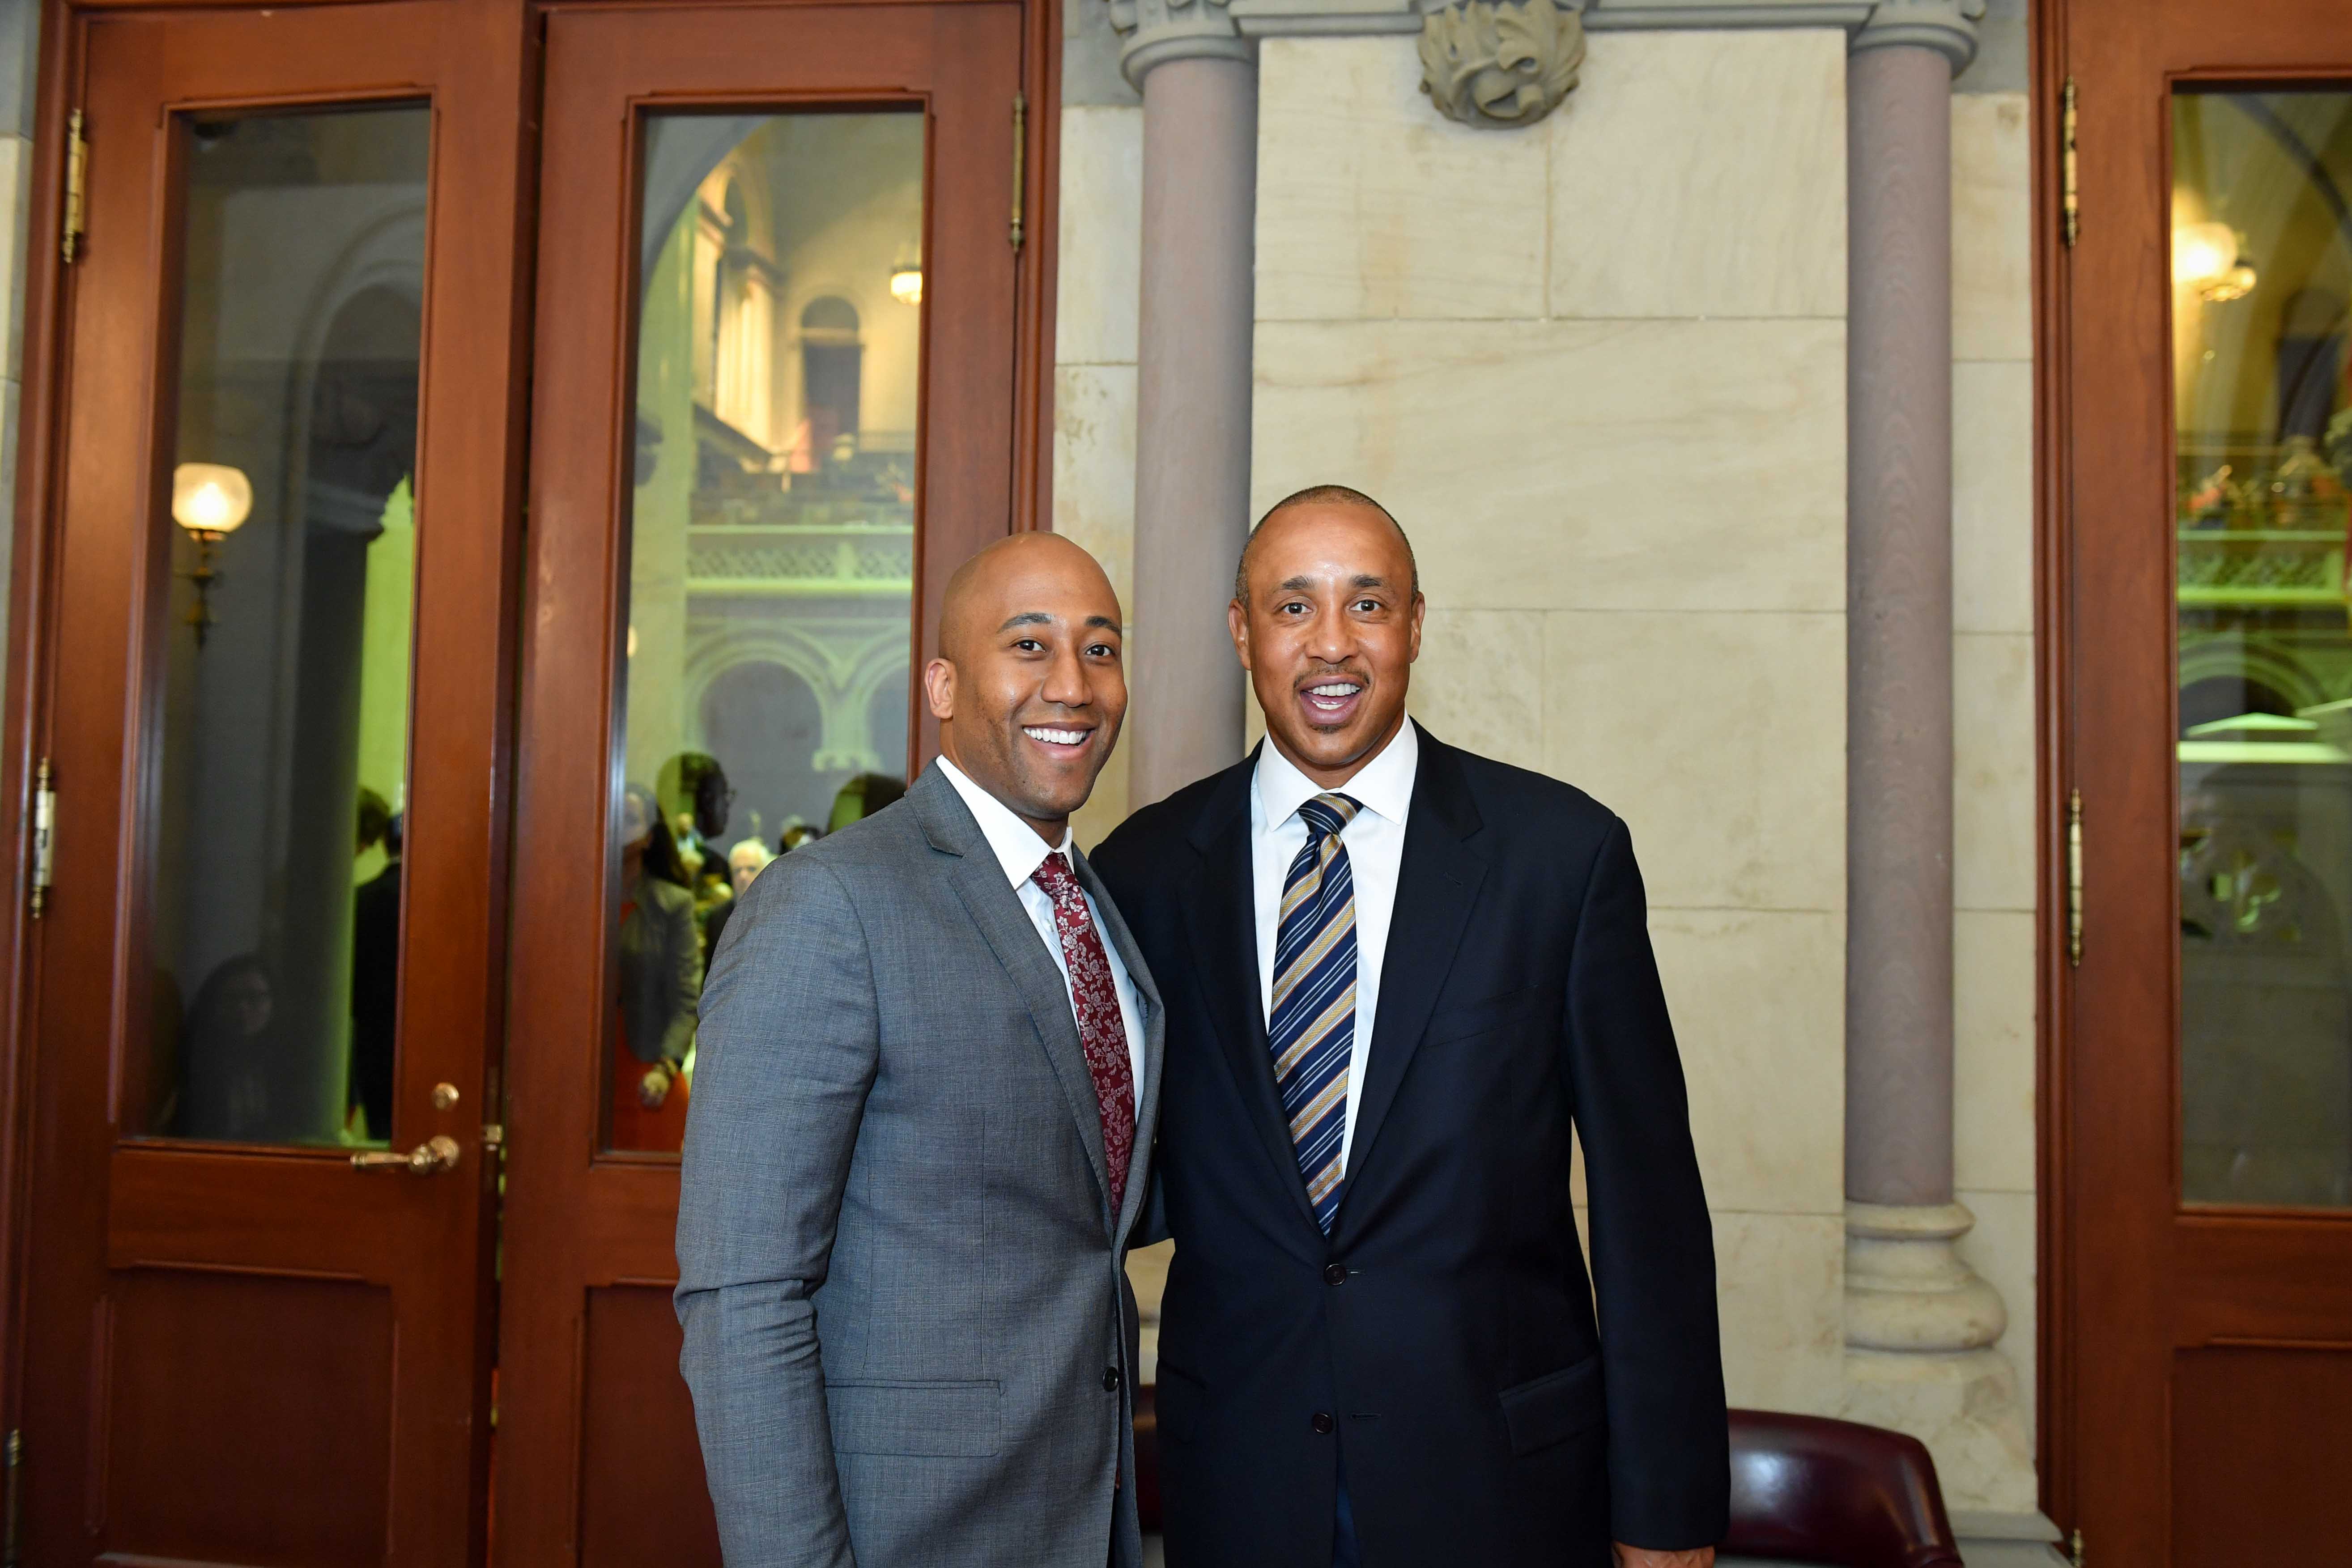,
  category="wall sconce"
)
[889,249,922,306]
[2172,221,2258,302]
[171,462,252,648]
